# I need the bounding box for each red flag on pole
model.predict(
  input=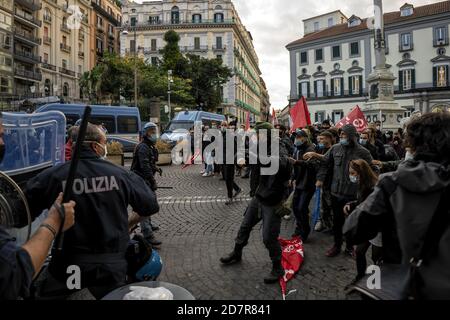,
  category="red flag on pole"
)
[335,105,368,132]
[290,96,311,132]
[245,110,250,131]
[279,236,304,300]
